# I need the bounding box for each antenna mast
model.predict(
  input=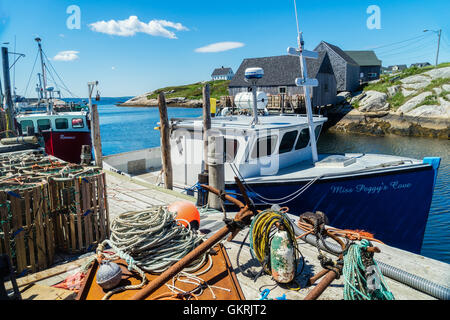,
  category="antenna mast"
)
[288,0,319,163]
[35,37,51,114]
